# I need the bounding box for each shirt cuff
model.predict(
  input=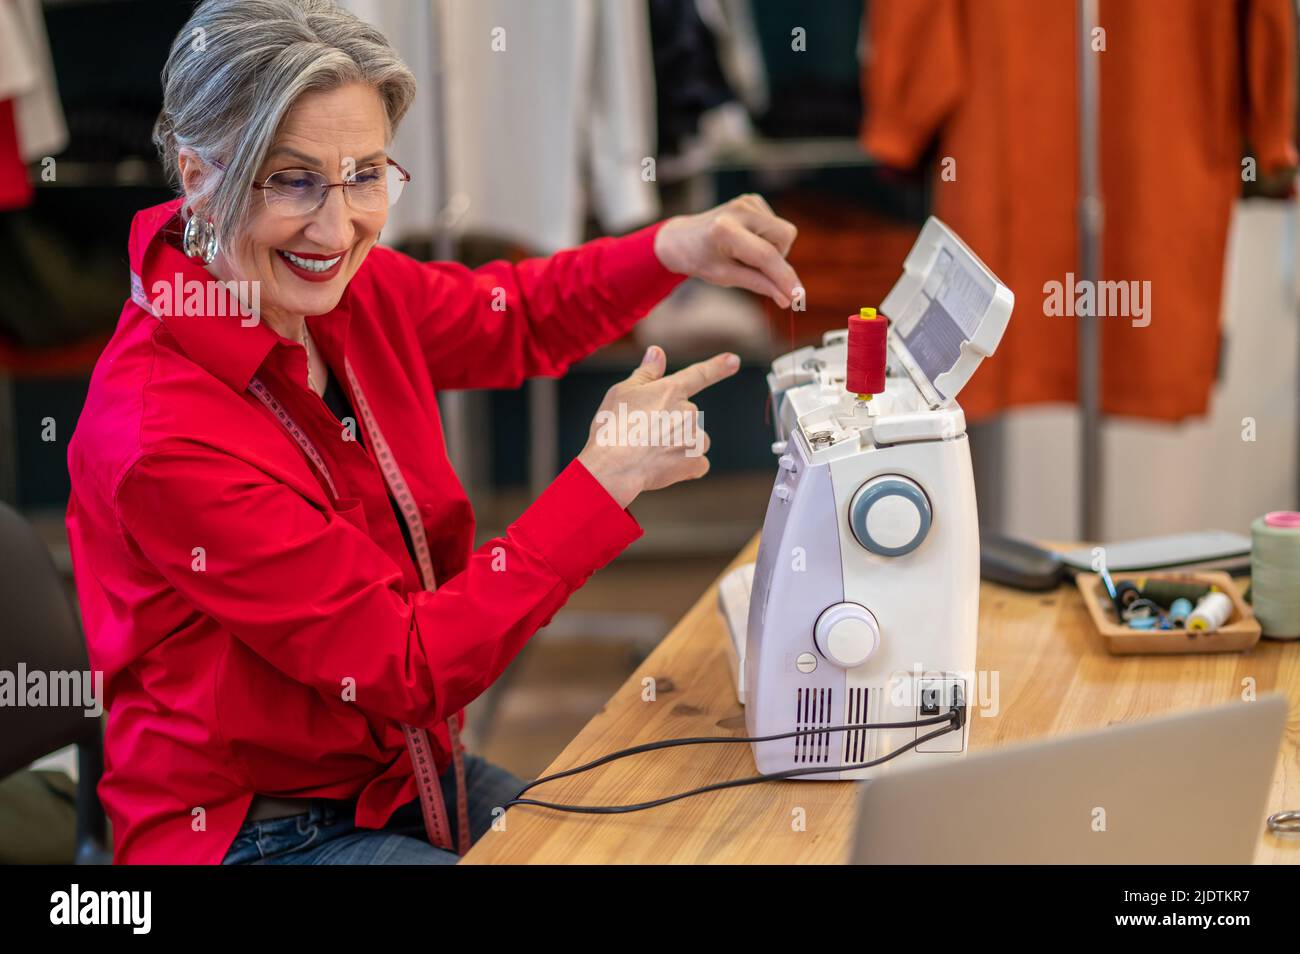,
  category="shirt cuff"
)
[860,119,931,170]
[511,458,643,589]
[597,220,688,316]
